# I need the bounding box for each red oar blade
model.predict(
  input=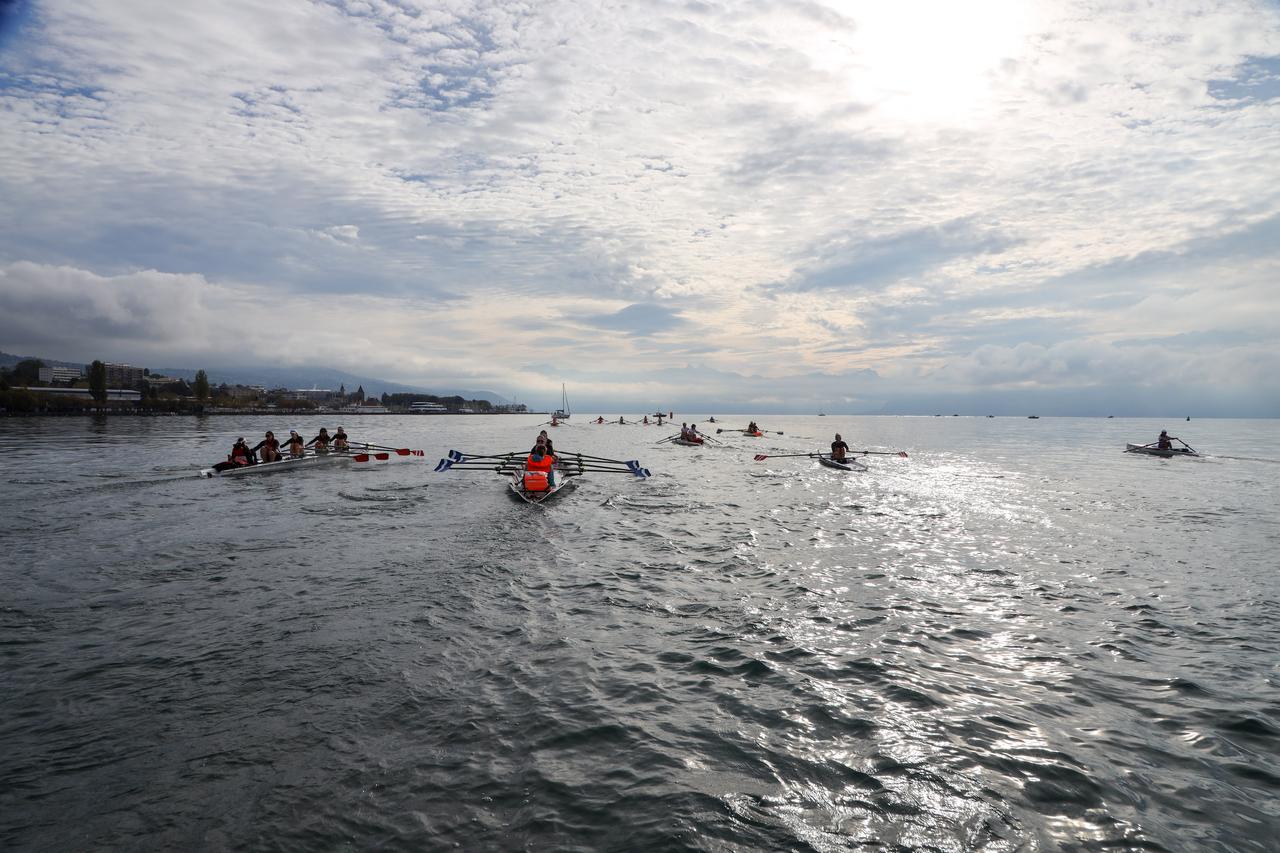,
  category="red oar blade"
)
[375,452,390,460]
[353,453,370,462]
[753,454,768,461]
[898,451,909,458]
